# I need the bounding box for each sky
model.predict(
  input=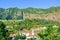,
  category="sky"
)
[0,0,60,8]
